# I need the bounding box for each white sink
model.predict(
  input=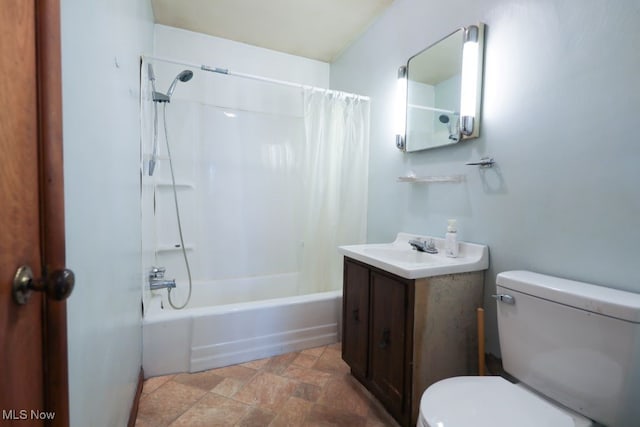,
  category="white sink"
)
[338,232,488,279]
